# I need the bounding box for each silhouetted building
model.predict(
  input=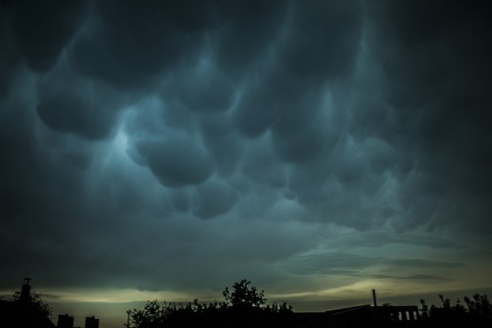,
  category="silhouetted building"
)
[293,290,421,328]
[0,279,56,328]
[325,304,420,327]
[58,314,74,328]
[84,315,99,328]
